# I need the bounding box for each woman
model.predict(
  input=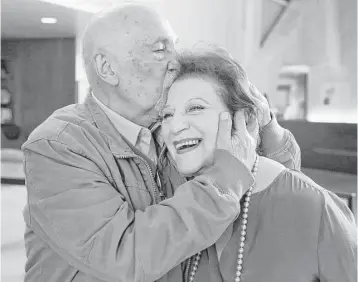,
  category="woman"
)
[159,49,357,282]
